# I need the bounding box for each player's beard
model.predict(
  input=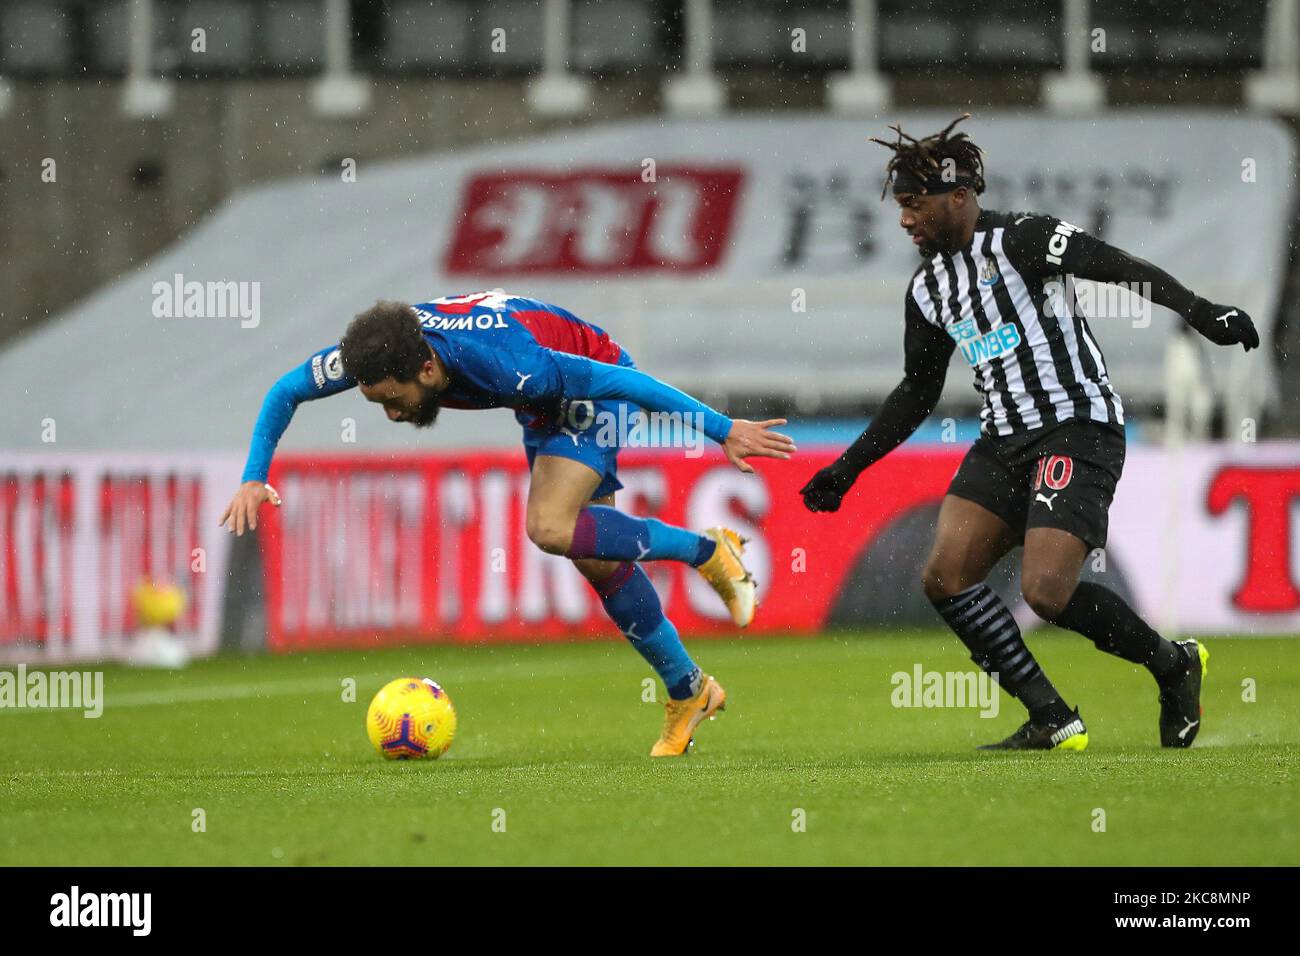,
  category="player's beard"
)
[407,384,441,429]
[933,218,967,255]
[914,216,962,258]
[913,225,942,258]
